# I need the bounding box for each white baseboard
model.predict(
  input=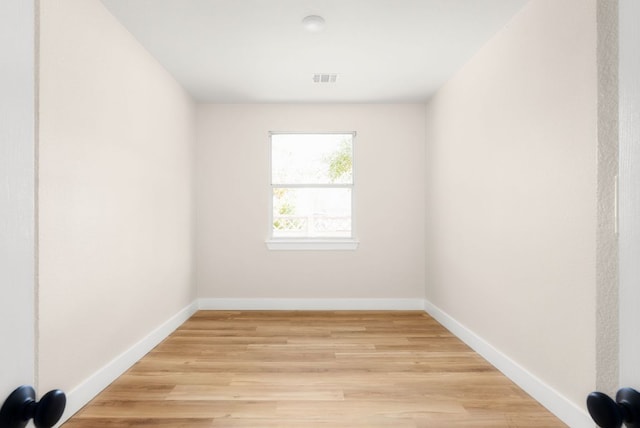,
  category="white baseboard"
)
[198,298,426,311]
[423,299,592,428]
[59,300,199,425]
[57,298,590,428]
